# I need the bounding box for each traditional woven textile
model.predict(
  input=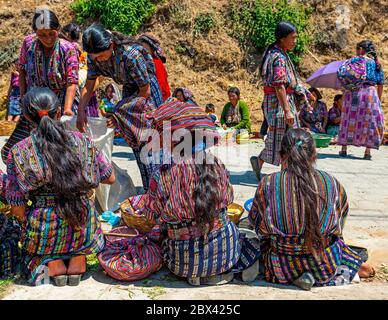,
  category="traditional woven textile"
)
[249,169,363,286]
[98,226,163,281]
